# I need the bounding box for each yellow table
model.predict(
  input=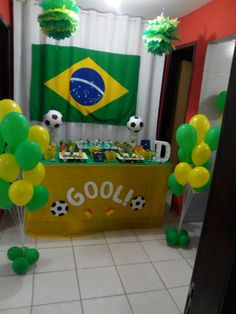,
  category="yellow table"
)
[25,161,171,237]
